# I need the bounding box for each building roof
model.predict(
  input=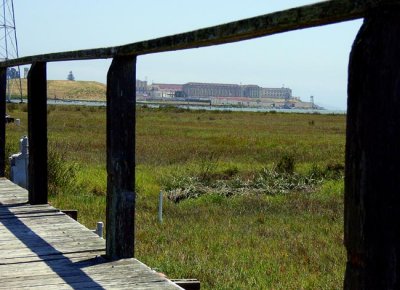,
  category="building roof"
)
[213,96,252,101]
[152,83,182,91]
[184,82,240,87]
